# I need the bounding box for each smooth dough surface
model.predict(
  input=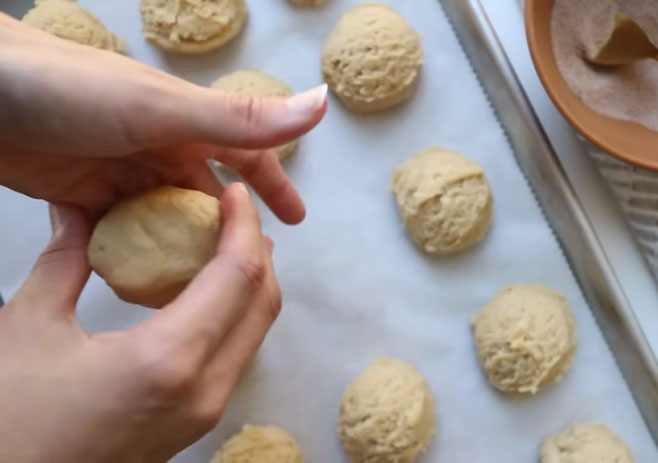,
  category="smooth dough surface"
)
[339,358,436,463]
[212,70,298,161]
[541,423,633,463]
[211,425,304,463]
[140,0,247,54]
[321,3,423,112]
[391,147,493,255]
[88,186,221,308]
[471,284,578,395]
[22,0,124,52]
